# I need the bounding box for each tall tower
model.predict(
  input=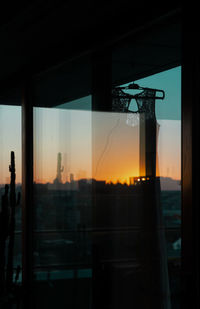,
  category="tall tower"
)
[70,173,74,183]
[56,152,64,183]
